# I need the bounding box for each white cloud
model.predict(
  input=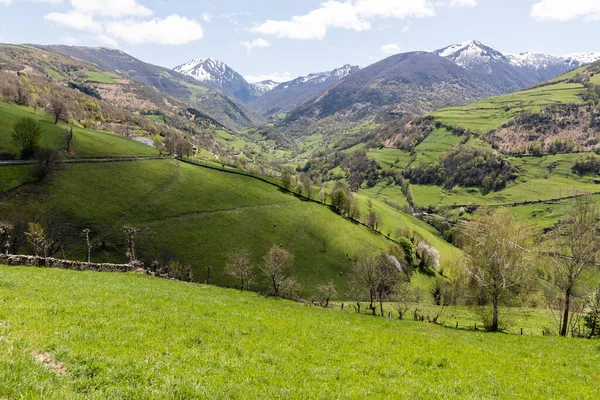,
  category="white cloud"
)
[241,38,271,54]
[531,0,600,21]
[245,72,293,83]
[45,11,102,32]
[0,0,12,5]
[202,13,212,23]
[44,1,204,46]
[381,43,400,54]
[104,15,204,45]
[441,0,477,7]
[70,0,152,18]
[251,0,476,40]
